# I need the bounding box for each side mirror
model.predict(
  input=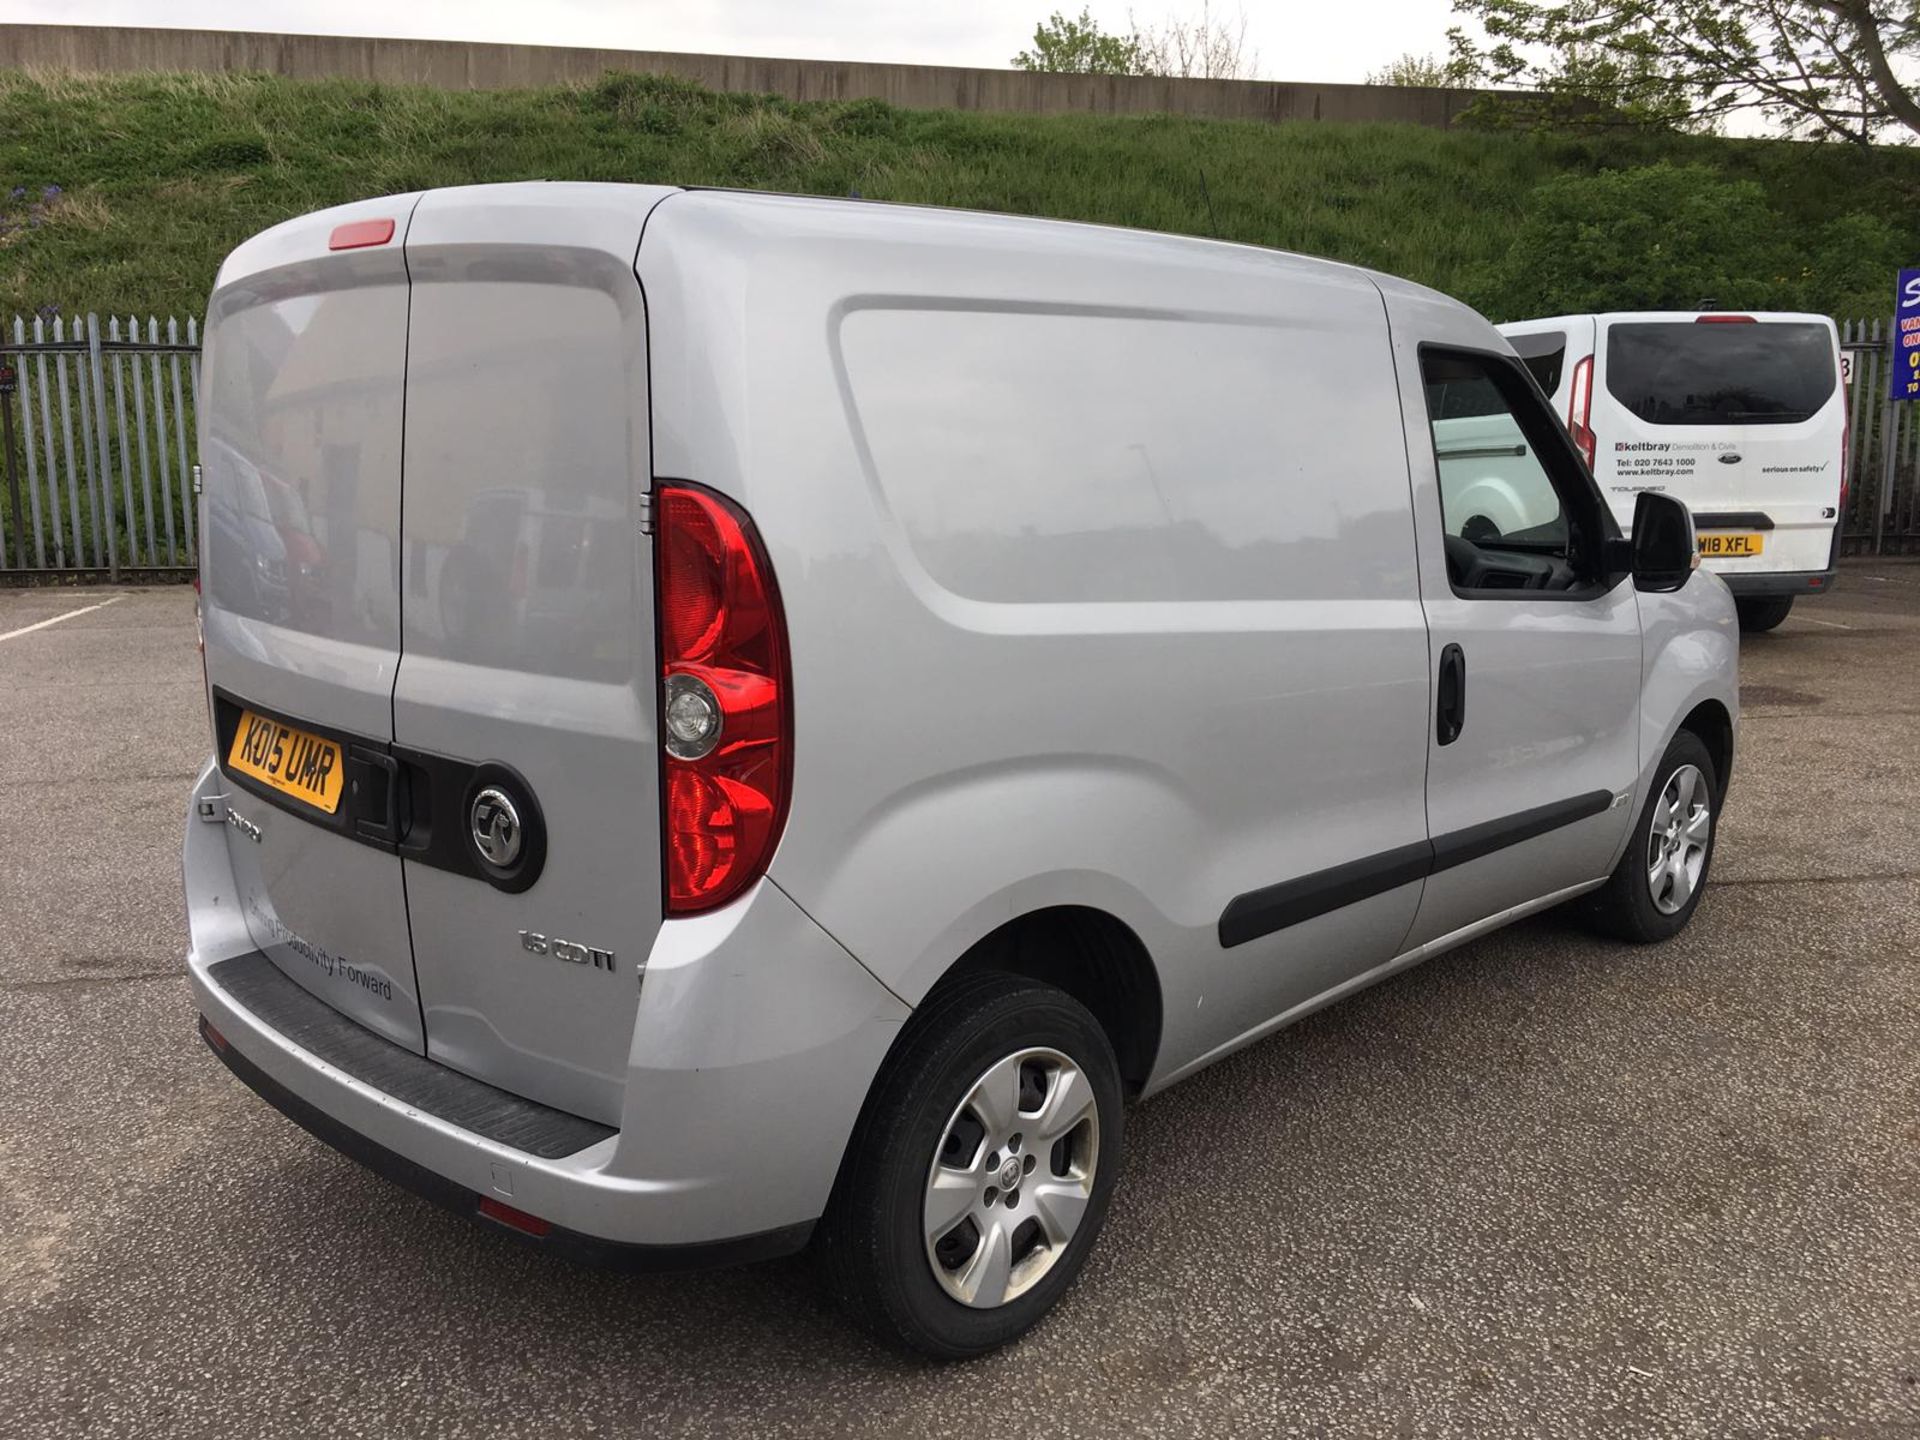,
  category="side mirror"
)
[1627,490,1696,593]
